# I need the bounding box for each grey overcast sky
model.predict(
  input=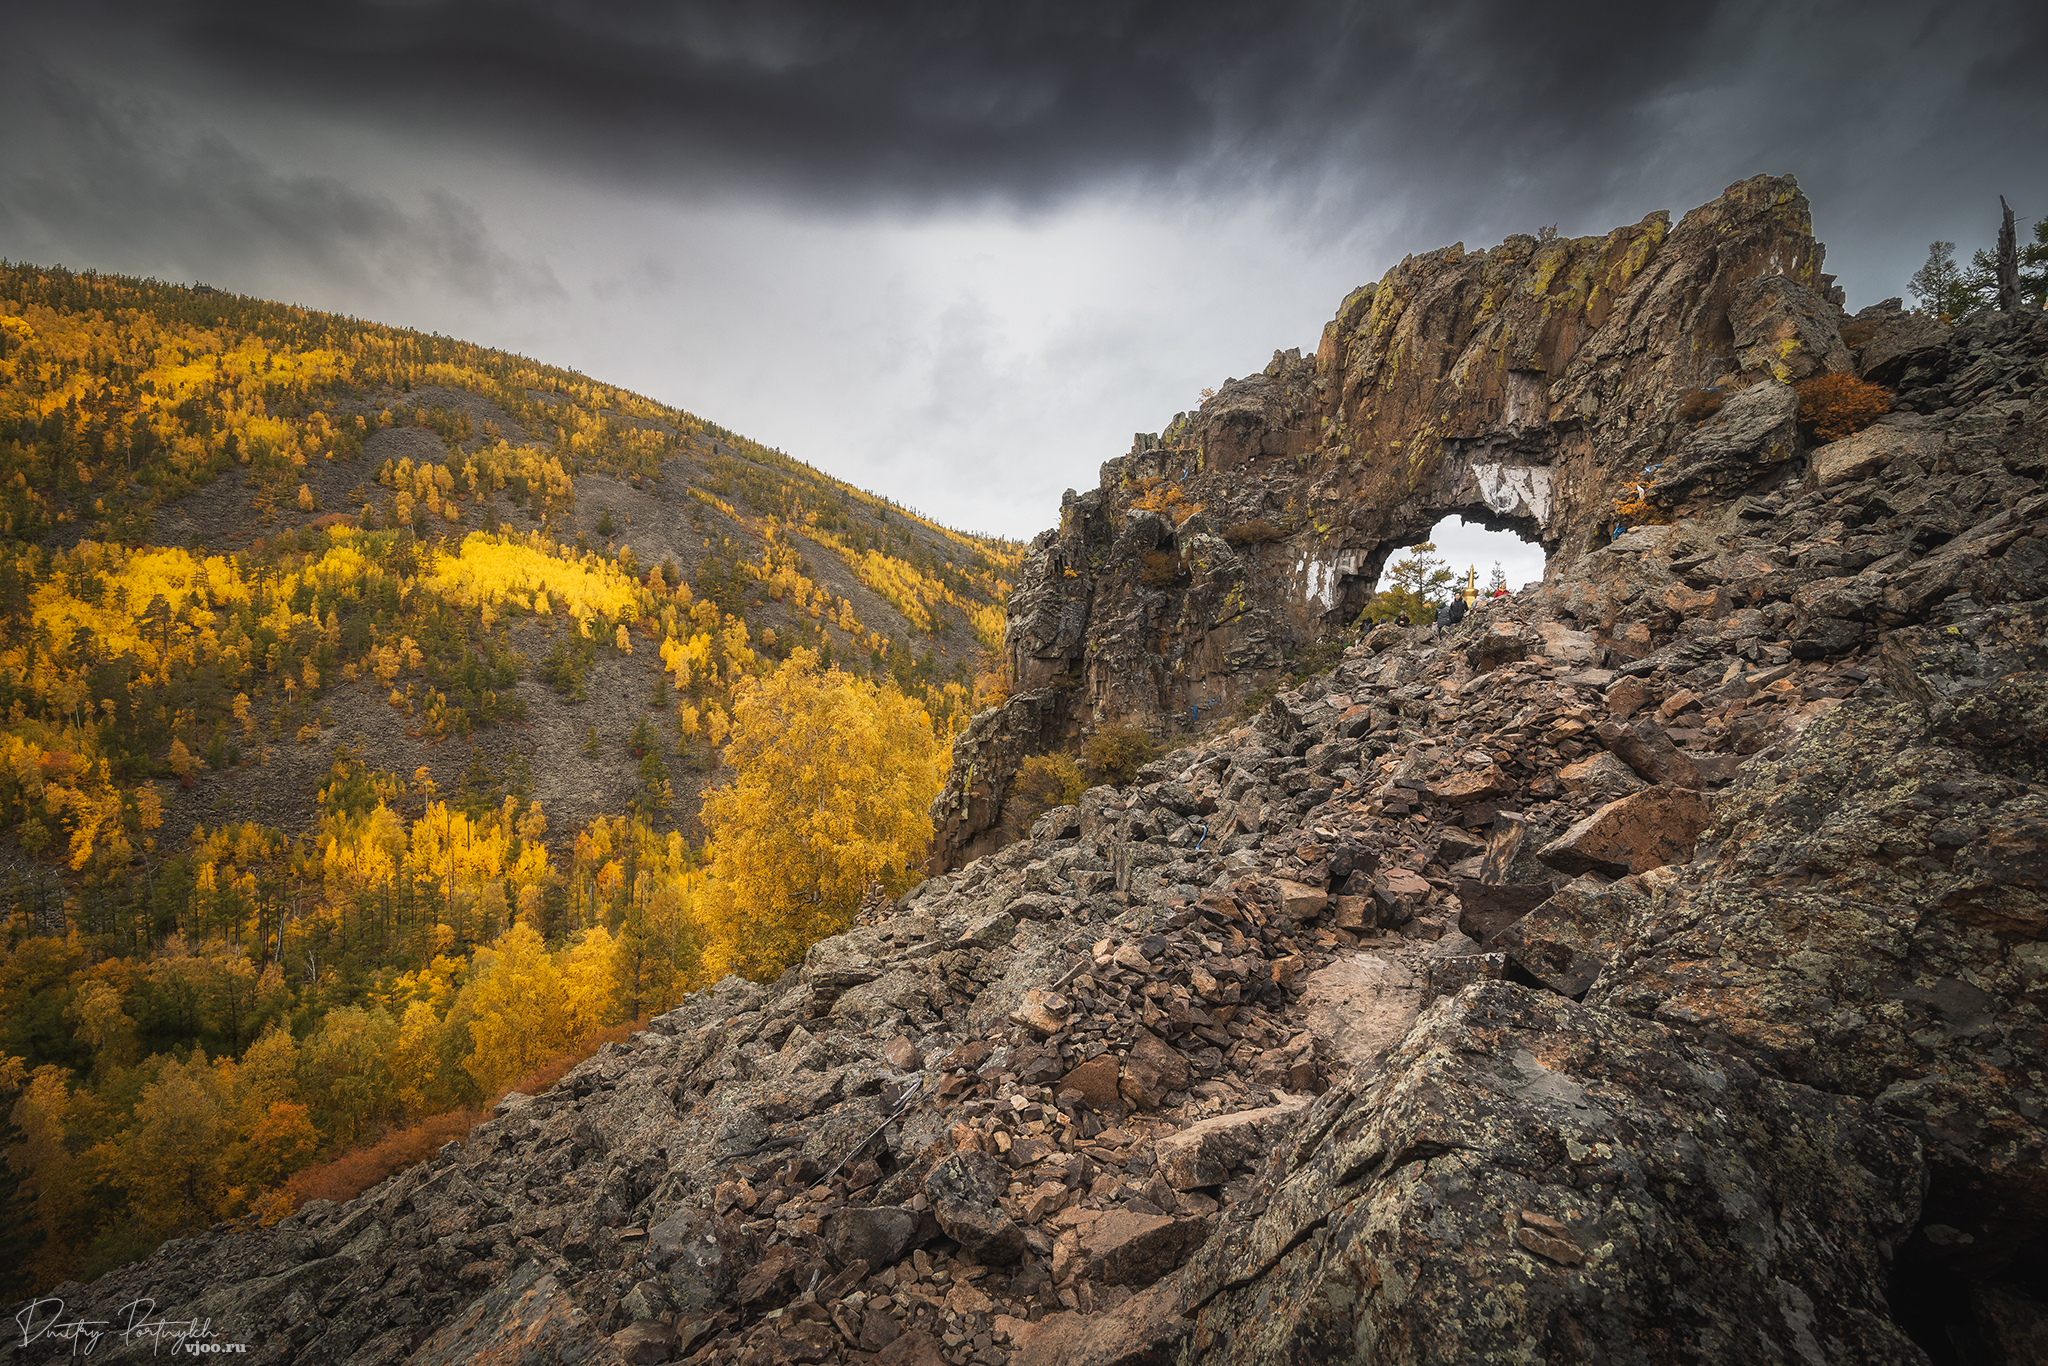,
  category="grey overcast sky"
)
[4,1,2043,542]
